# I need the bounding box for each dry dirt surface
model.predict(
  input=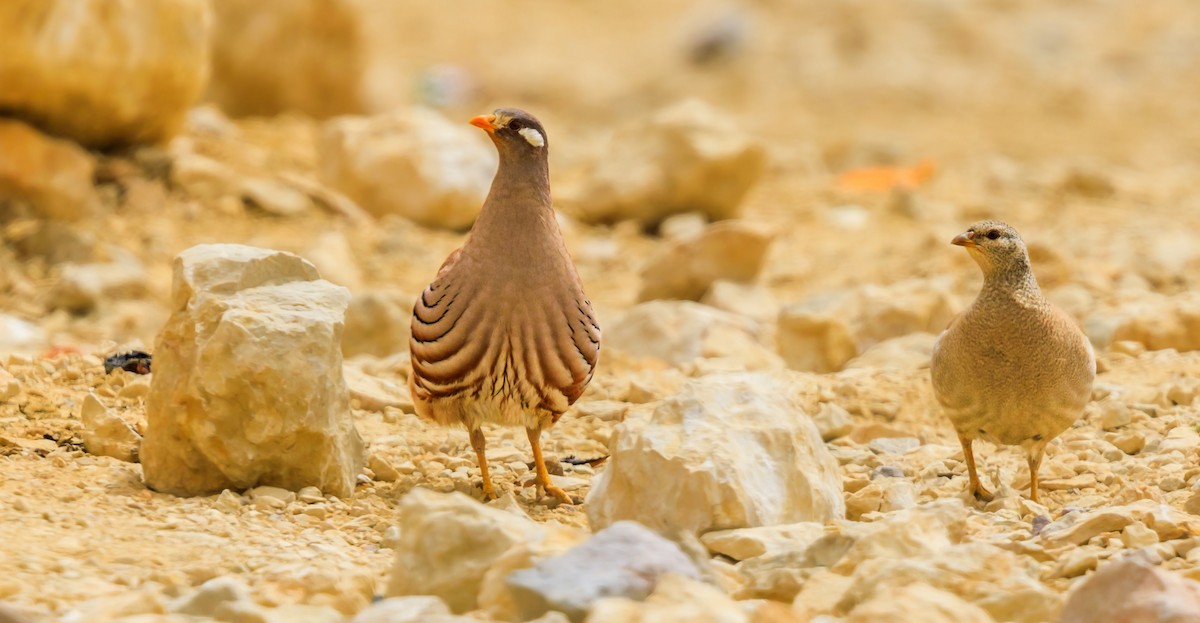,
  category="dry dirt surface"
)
[3,1,1200,622]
